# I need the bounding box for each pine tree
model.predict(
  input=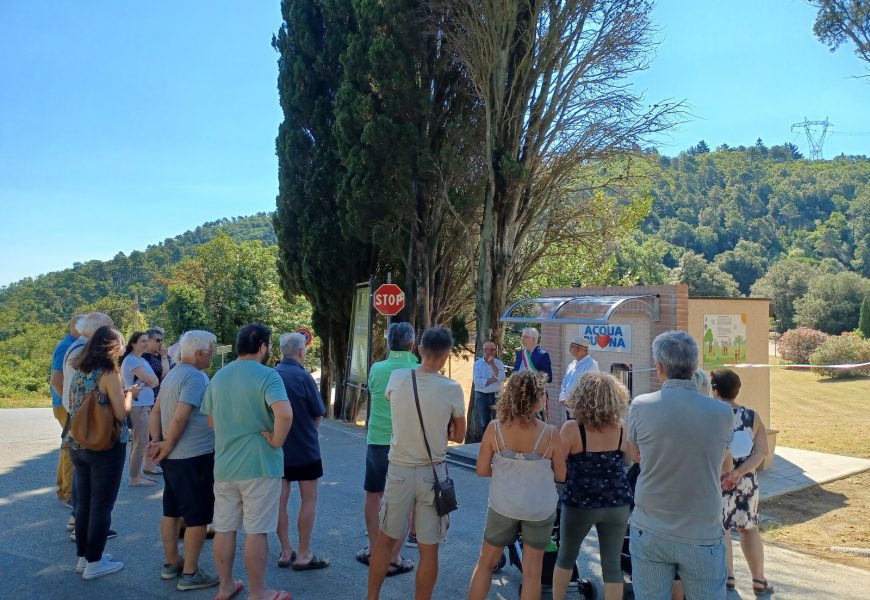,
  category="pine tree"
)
[859,297,870,338]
